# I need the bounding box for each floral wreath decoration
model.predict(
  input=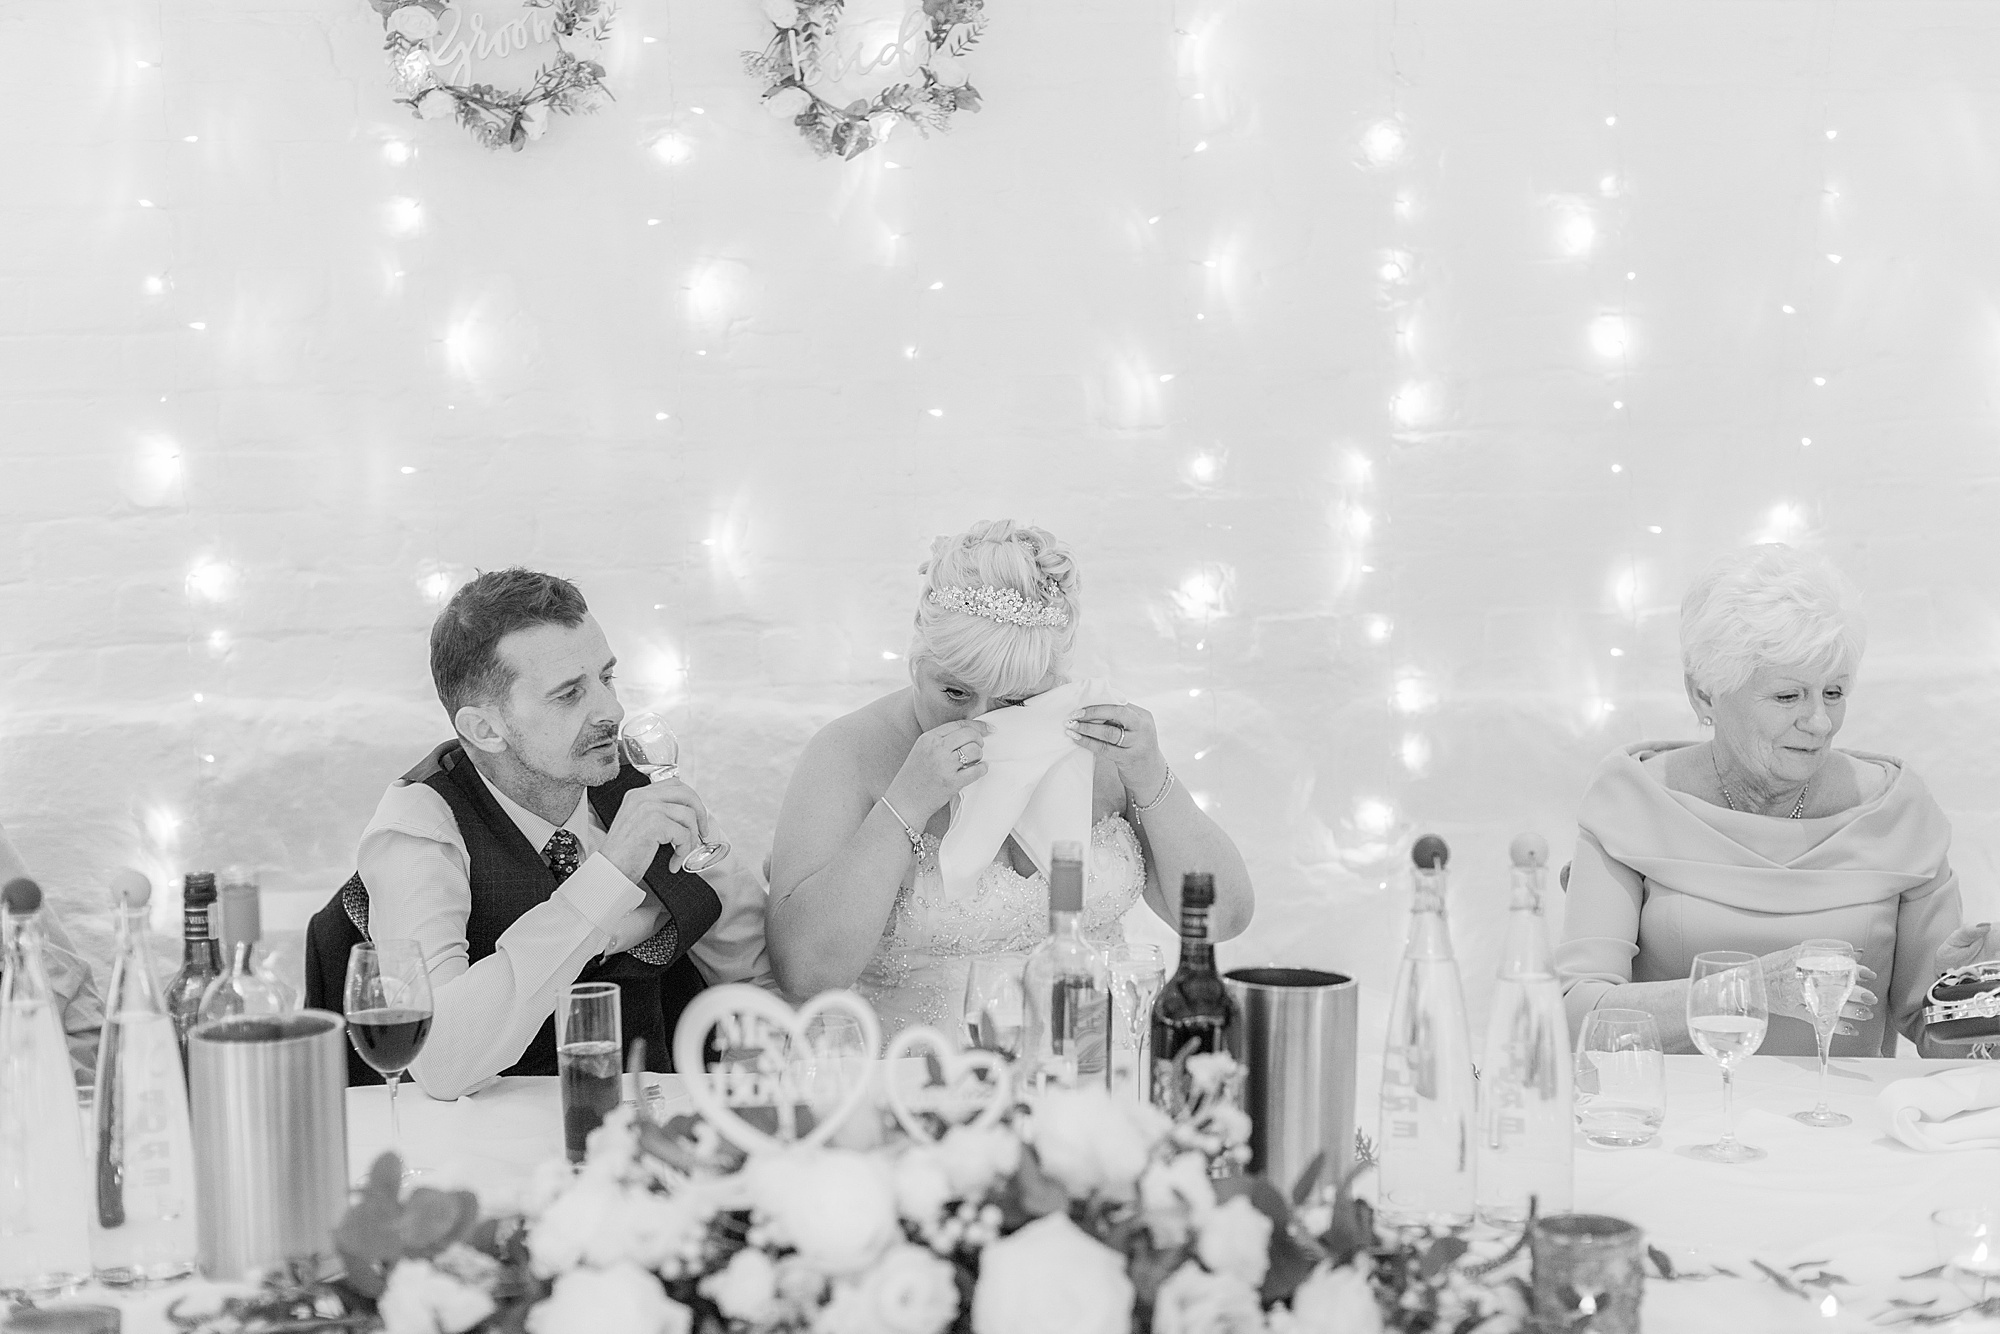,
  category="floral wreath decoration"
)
[369,0,616,151]
[744,0,987,160]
